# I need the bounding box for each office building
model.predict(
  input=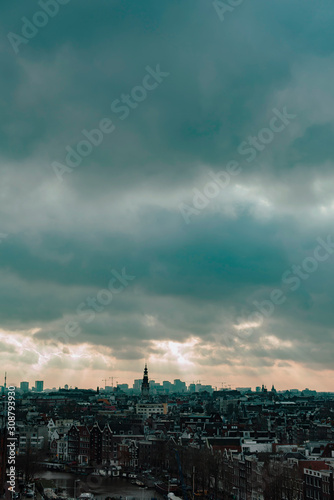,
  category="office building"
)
[20,381,29,392]
[35,381,44,392]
